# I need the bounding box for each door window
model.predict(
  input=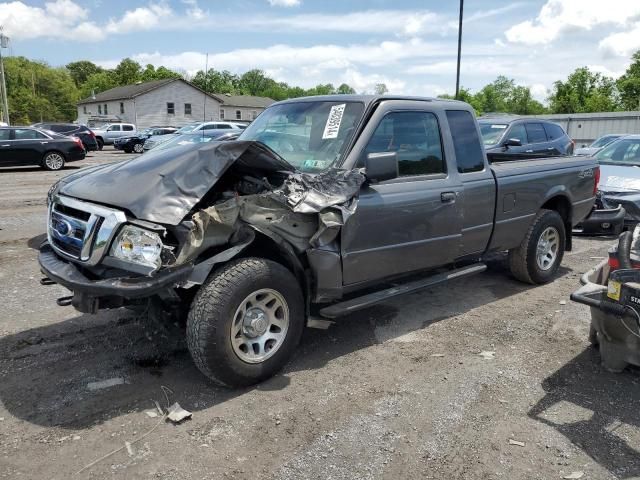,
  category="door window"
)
[122,125,134,131]
[365,111,445,176]
[0,130,10,141]
[525,123,547,143]
[108,125,121,131]
[543,122,565,140]
[506,123,527,144]
[446,110,485,173]
[14,129,47,140]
